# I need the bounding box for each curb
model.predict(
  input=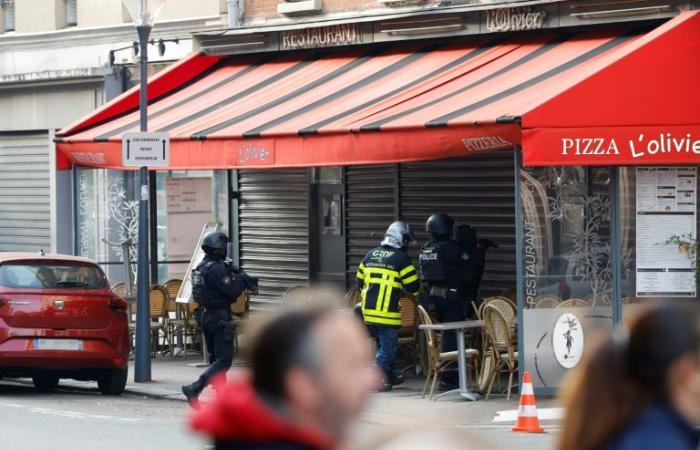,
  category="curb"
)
[12,378,187,402]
